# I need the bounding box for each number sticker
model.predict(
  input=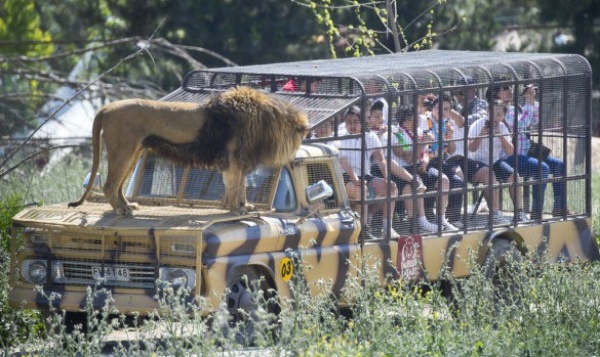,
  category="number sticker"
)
[279,257,294,282]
